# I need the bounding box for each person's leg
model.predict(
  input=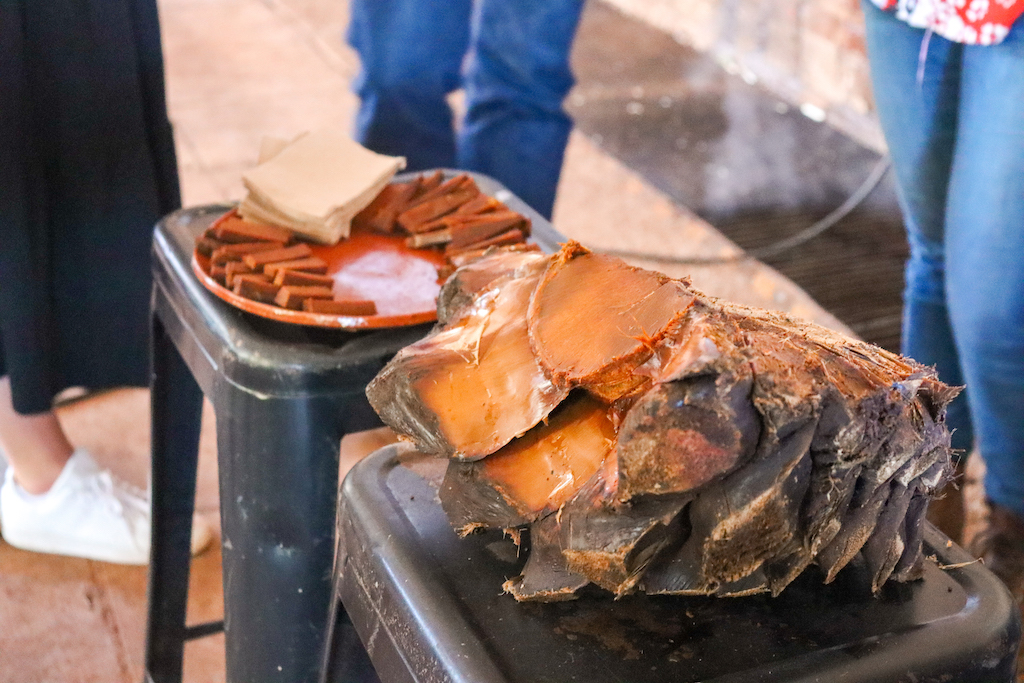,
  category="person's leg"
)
[862,3,970,542]
[0,373,148,563]
[457,0,585,218]
[0,376,72,494]
[0,373,213,562]
[862,2,974,456]
[946,25,1024,521]
[347,0,472,170]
